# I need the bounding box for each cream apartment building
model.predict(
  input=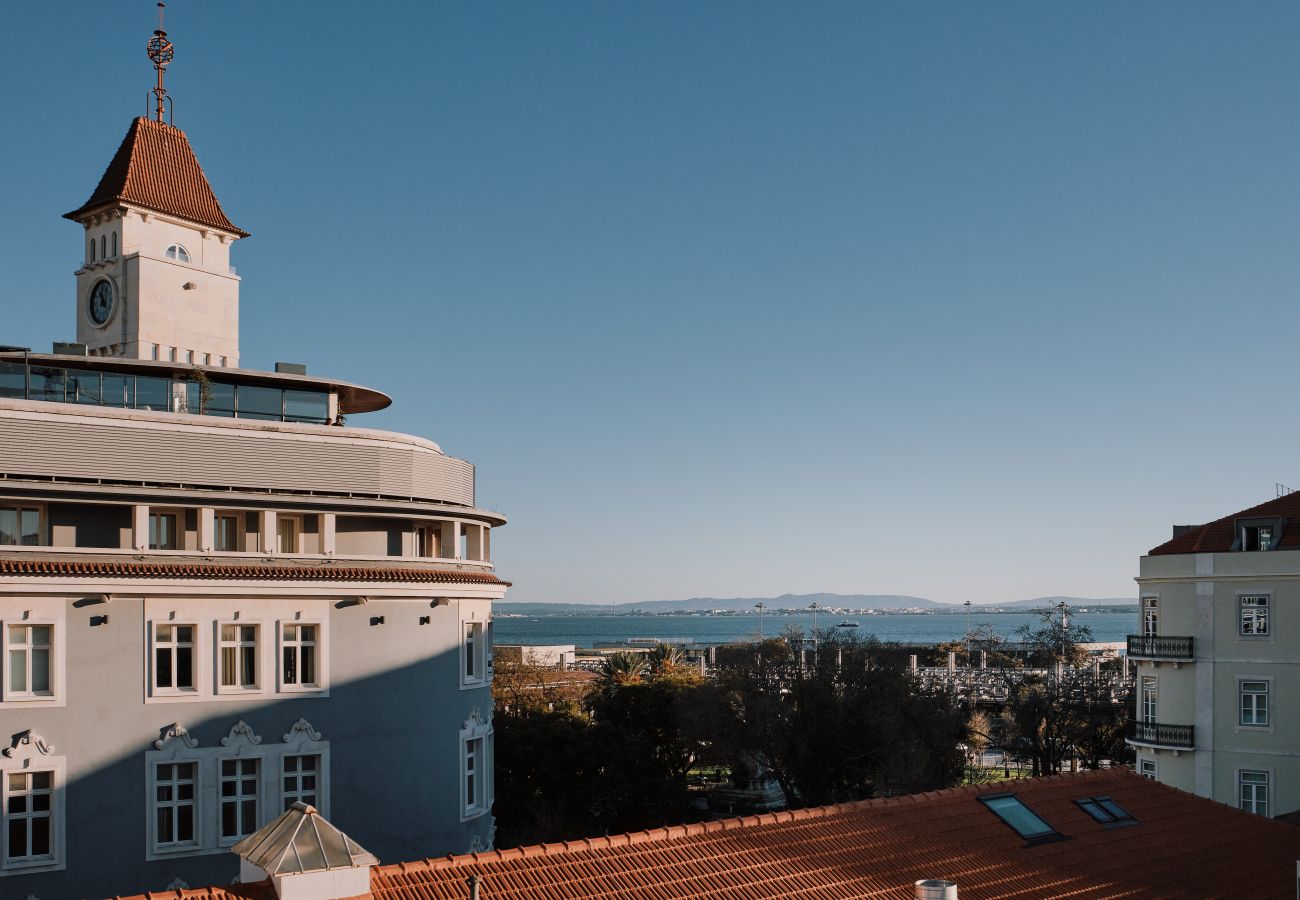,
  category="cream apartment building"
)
[1131,492,1300,819]
[0,17,507,899]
